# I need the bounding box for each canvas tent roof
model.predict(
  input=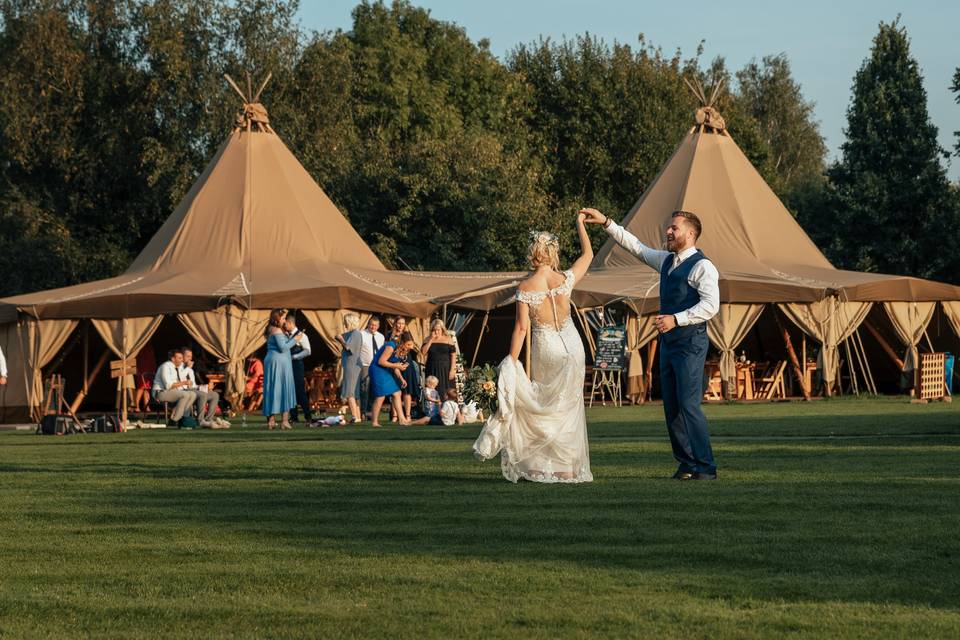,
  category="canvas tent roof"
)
[0,104,505,322]
[590,119,960,304]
